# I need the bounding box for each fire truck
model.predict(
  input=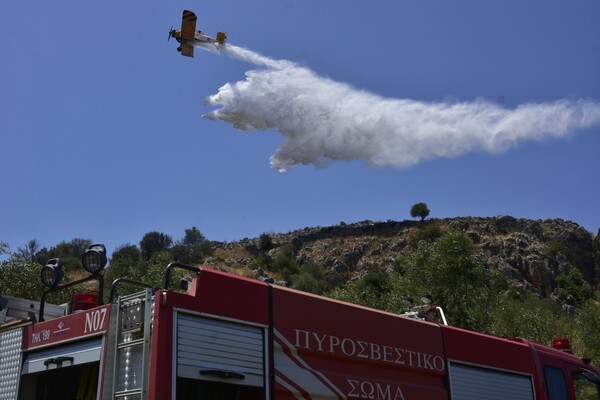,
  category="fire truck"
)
[0,243,599,400]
